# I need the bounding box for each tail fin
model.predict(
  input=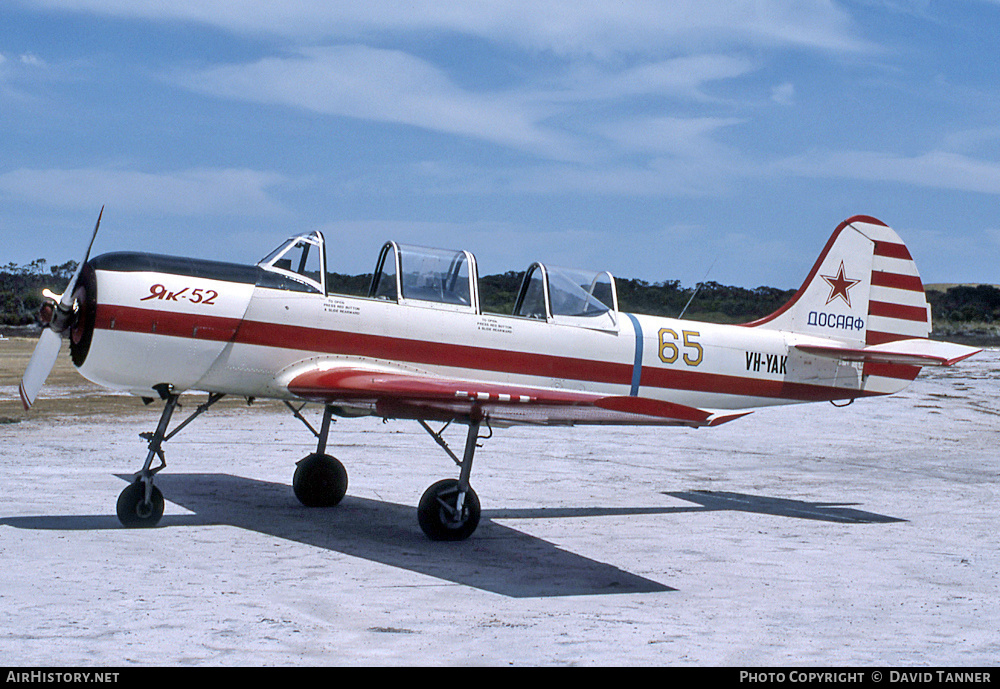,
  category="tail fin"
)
[749,216,979,395]
[748,215,932,346]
